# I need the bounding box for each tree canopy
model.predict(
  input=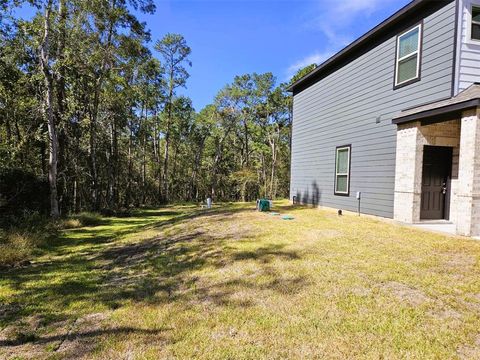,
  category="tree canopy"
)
[0,0,316,216]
